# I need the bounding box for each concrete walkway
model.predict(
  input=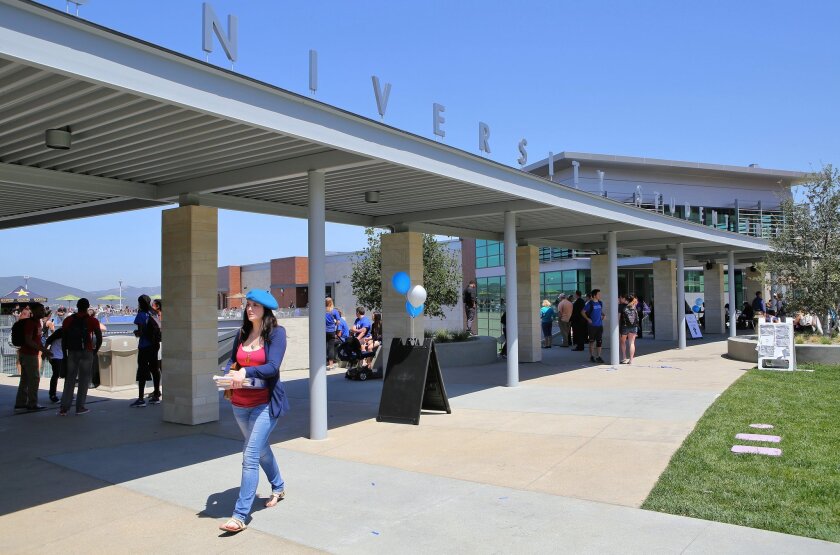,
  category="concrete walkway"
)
[0,337,836,554]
